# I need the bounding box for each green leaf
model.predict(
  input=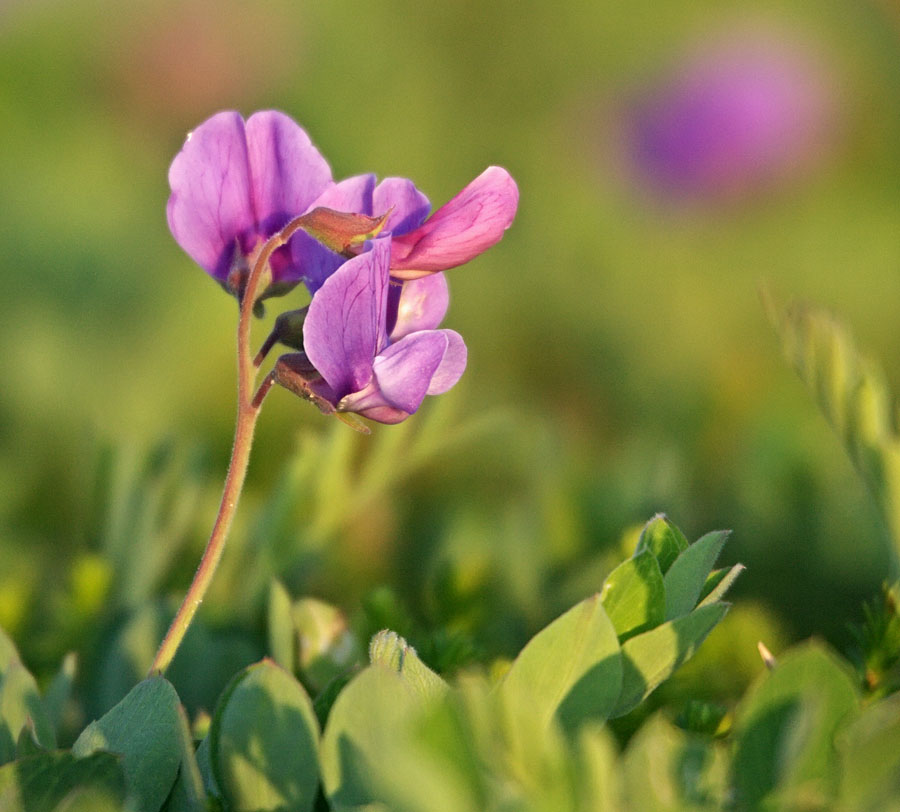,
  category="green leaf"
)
[368,630,448,701]
[293,597,360,692]
[0,751,126,811]
[43,652,78,740]
[663,530,730,620]
[697,564,745,607]
[0,627,20,678]
[732,641,859,809]
[600,550,665,639]
[499,594,623,733]
[267,580,295,673]
[0,660,56,764]
[210,659,320,812]
[612,602,730,718]
[161,704,206,812]
[73,676,182,812]
[576,724,624,812]
[837,691,900,811]
[634,515,689,575]
[320,664,423,809]
[622,712,728,811]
